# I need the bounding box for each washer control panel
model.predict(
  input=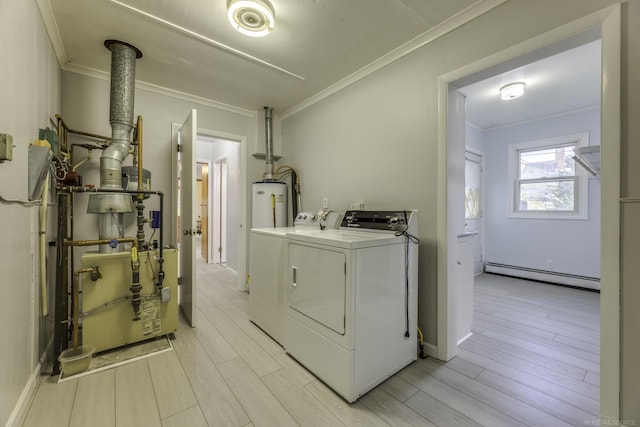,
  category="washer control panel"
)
[341,210,408,231]
[294,211,320,227]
